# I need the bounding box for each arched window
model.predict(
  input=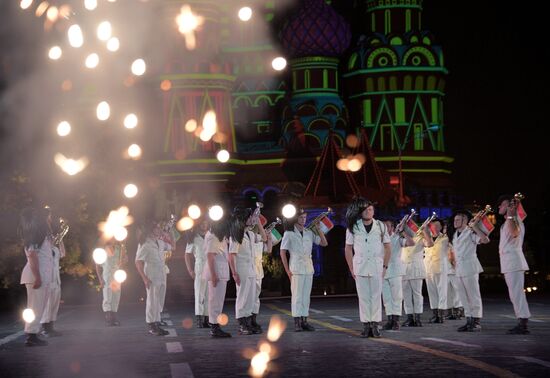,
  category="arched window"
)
[405,9,411,32]
[385,10,391,34]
